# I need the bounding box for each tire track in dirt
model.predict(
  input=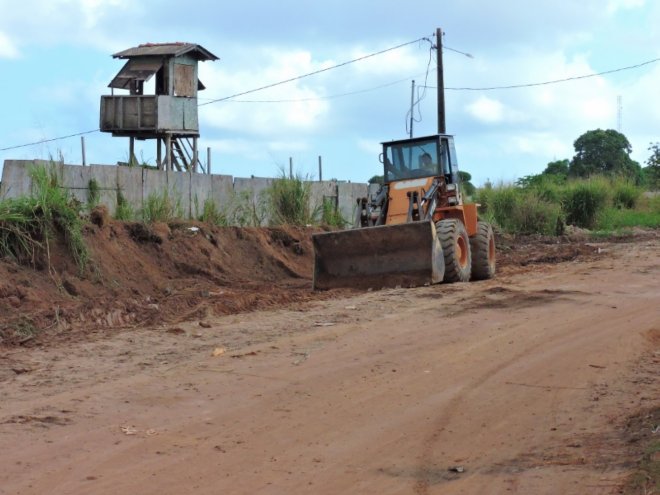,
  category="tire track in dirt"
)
[411,285,656,494]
